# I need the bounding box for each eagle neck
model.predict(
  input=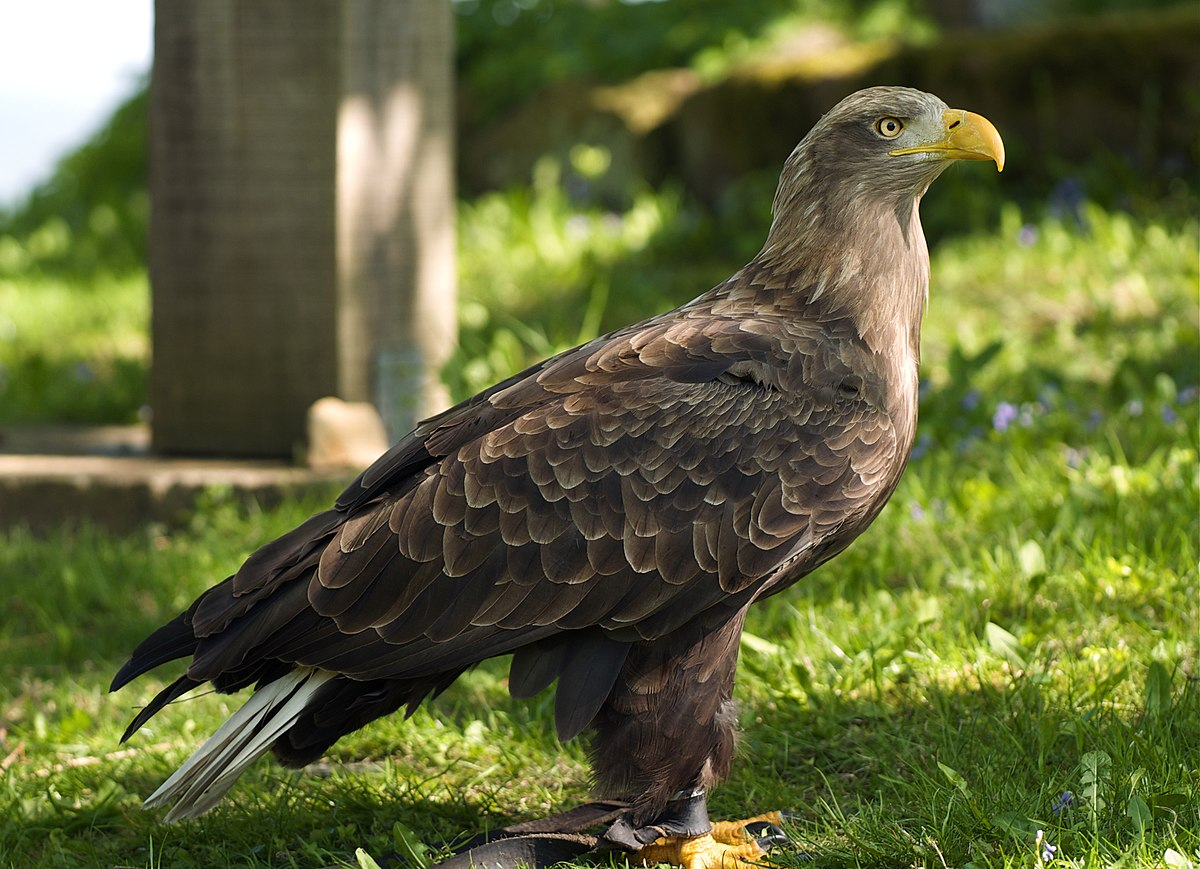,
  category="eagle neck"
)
[746,190,929,366]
